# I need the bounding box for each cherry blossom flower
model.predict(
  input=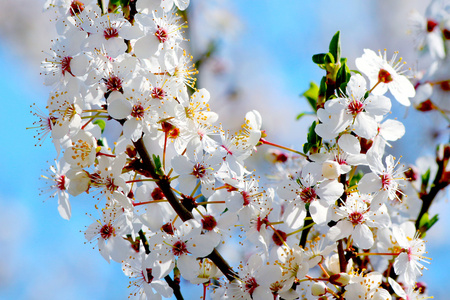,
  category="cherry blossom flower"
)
[355,49,416,106]
[393,227,430,285]
[328,193,391,249]
[40,160,71,220]
[316,74,391,139]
